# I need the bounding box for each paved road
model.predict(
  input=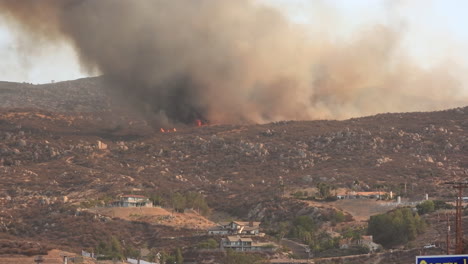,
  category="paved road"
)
[281,238,311,259]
